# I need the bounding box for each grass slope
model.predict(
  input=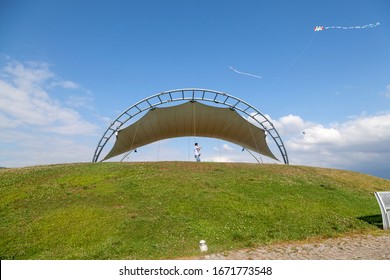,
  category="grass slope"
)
[1,162,389,260]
